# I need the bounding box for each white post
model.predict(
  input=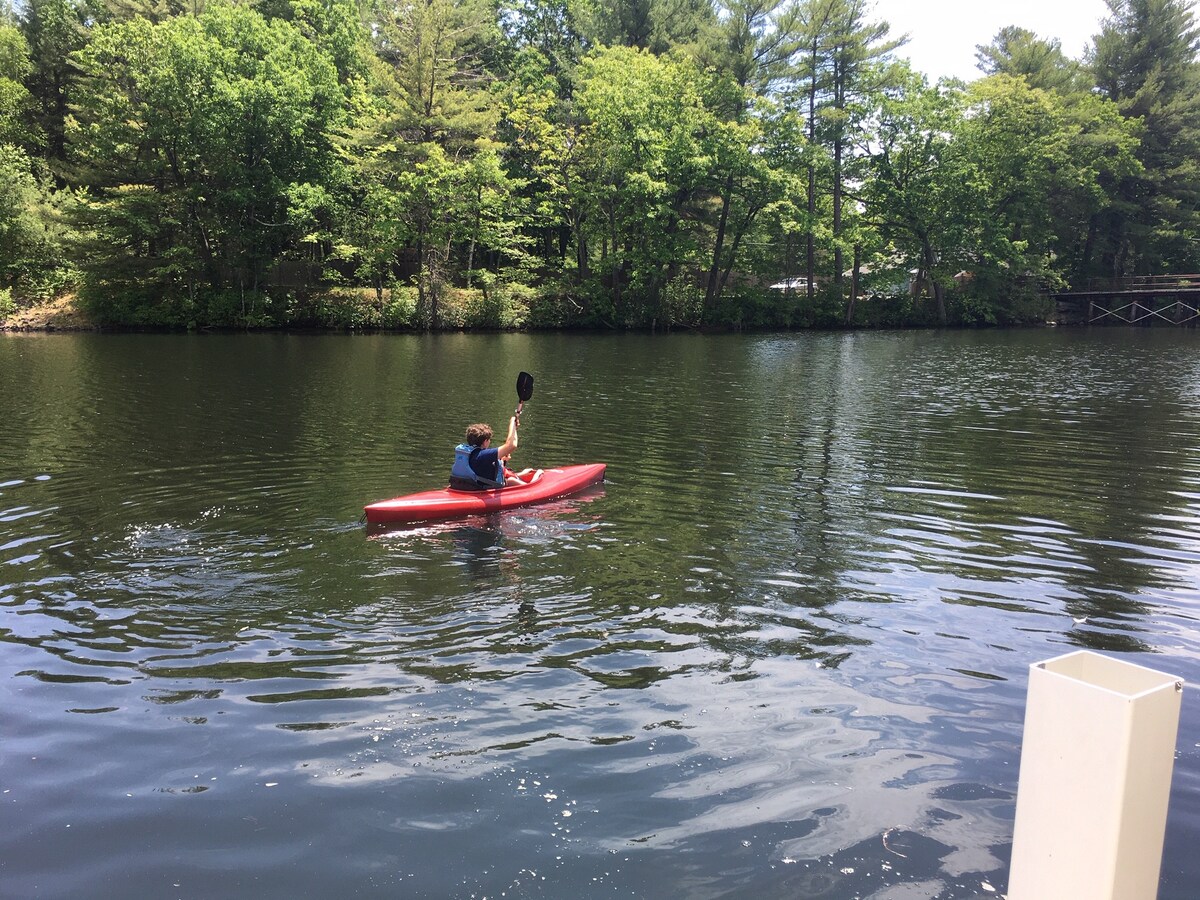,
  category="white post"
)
[1009,650,1183,900]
